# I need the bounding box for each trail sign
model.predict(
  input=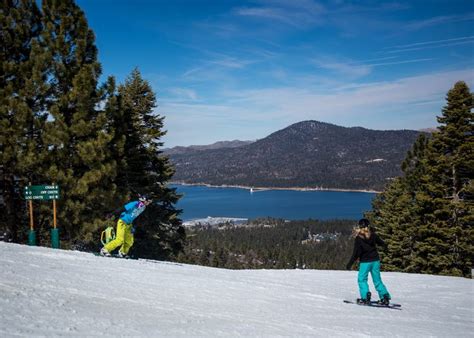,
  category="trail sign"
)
[24,185,60,200]
[24,183,61,248]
